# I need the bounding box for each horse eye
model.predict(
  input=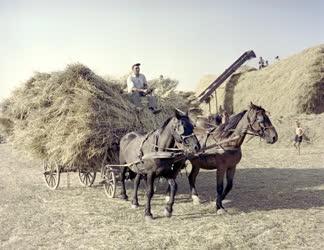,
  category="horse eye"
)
[178,125,184,134]
[258,115,264,122]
